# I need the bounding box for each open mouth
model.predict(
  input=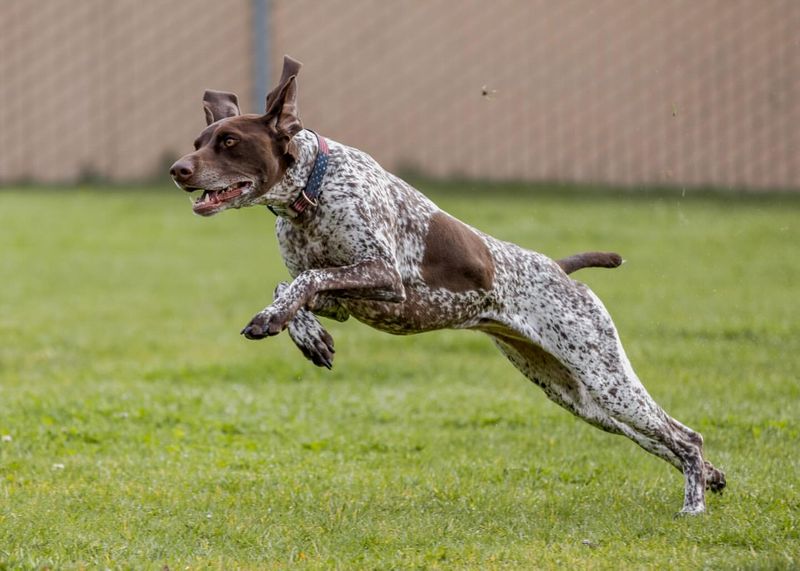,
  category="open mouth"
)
[192,181,253,214]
